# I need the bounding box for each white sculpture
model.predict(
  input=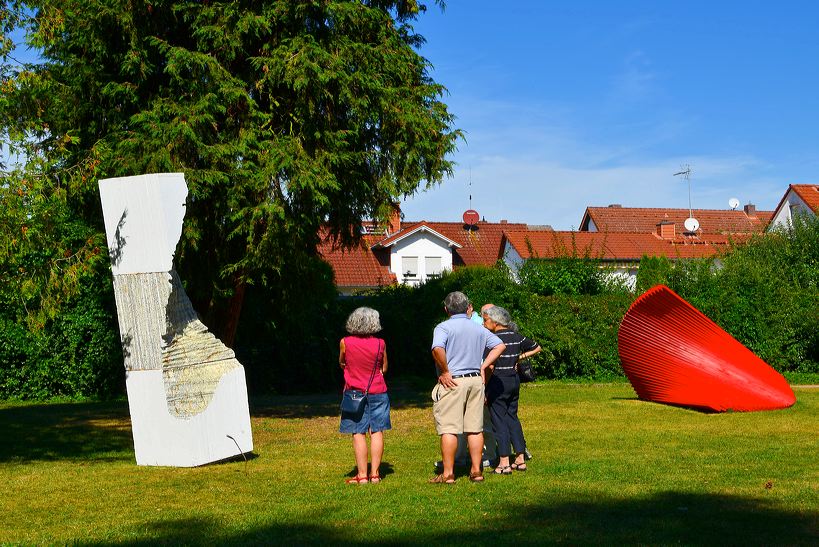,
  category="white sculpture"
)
[98,173,253,466]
